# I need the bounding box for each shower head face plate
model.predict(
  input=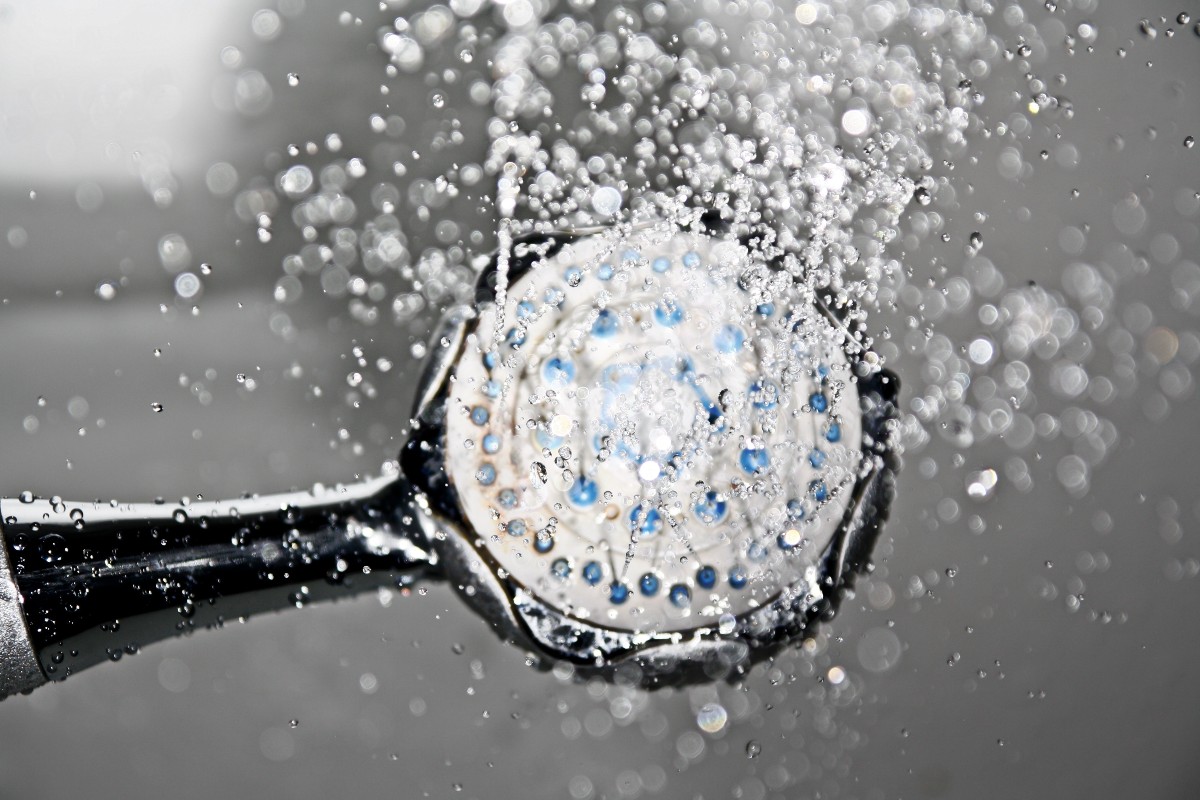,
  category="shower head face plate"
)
[439,225,874,658]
